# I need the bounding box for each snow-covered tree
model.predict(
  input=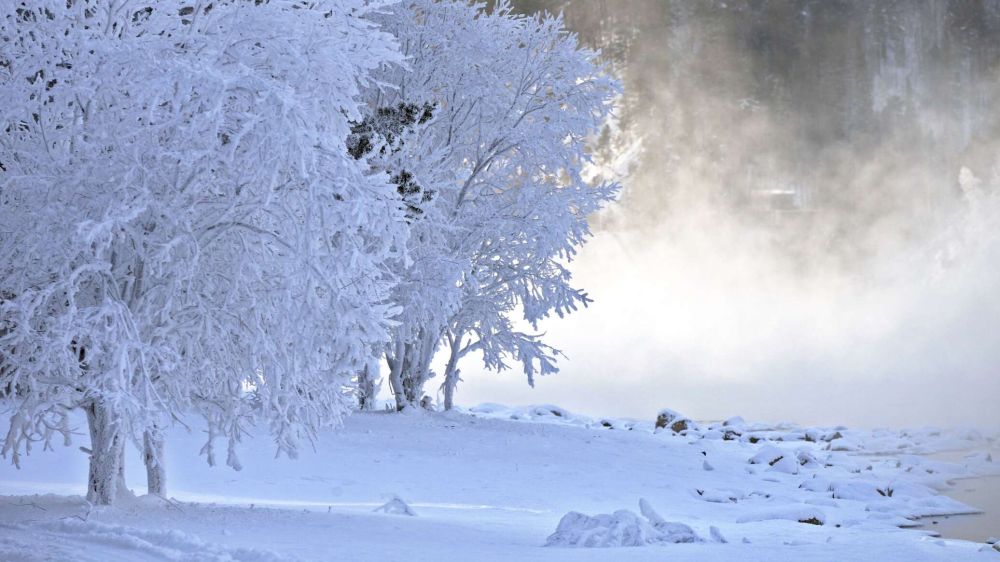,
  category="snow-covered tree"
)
[358,0,620,410]
[0,0,404,504]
